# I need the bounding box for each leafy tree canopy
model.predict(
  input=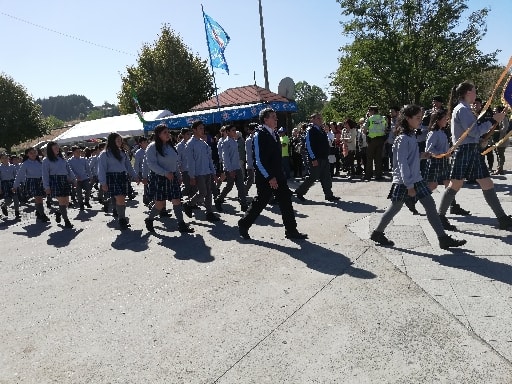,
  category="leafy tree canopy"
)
[37,94,94,121]
[294,81,327,124]
[118,25,215,115]
[331,0,498,118]
[0,73,50,152]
